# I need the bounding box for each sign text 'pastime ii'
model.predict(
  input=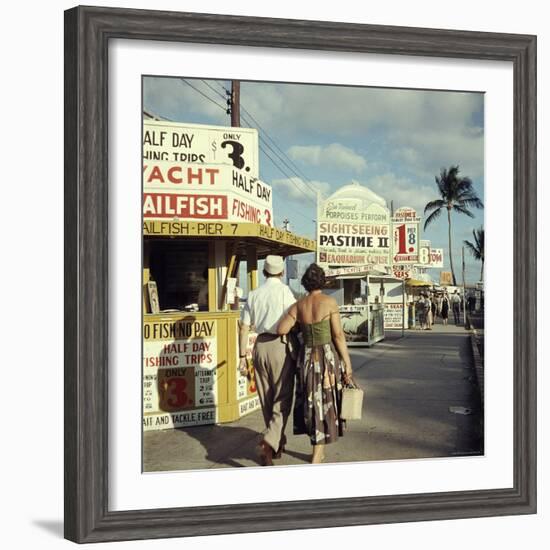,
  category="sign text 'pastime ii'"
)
[318,222,390,249]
